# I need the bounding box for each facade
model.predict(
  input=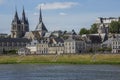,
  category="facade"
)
[48,38,64,54]
[0,38,30,53]
[64,36,85,54]
[112,36,120,53]
[82,34,102,52]
[36,40,49,54]
[26,40,38,54]
[11,8,29,38]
